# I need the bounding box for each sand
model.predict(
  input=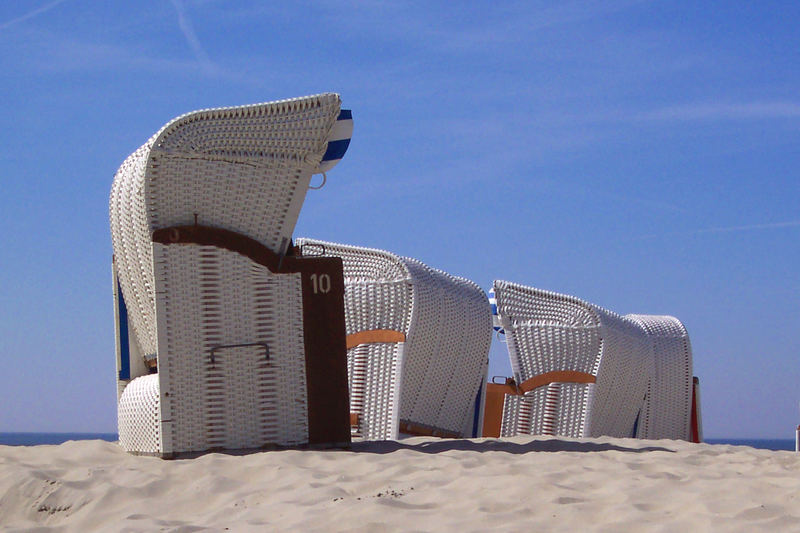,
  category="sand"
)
[1,436,799,532]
